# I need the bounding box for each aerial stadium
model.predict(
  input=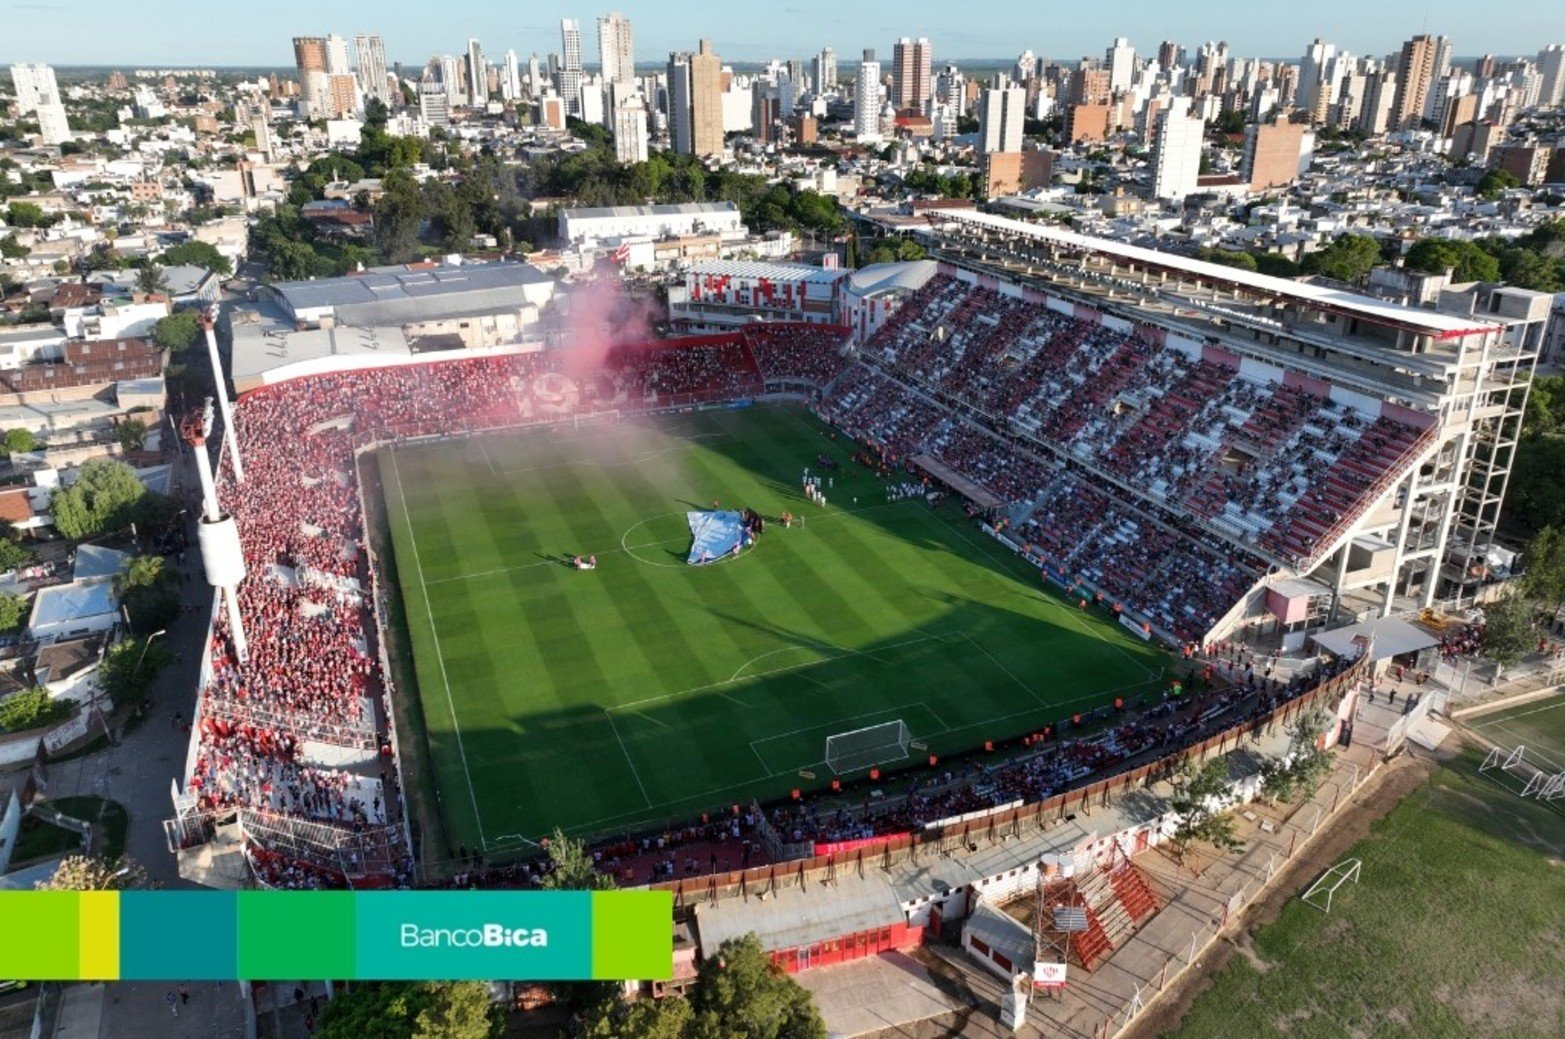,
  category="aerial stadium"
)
[161,214,1532,973]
